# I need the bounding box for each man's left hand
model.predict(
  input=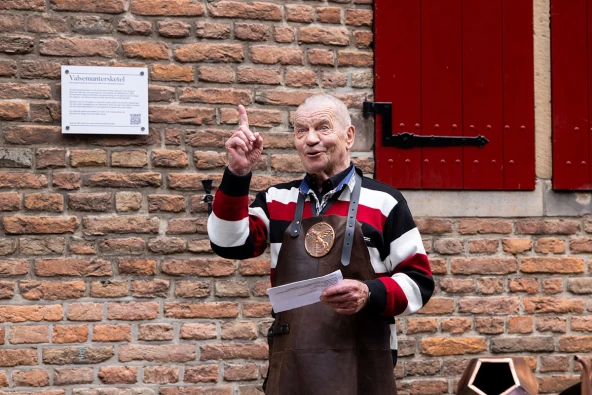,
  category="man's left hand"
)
[320,279,369,315]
